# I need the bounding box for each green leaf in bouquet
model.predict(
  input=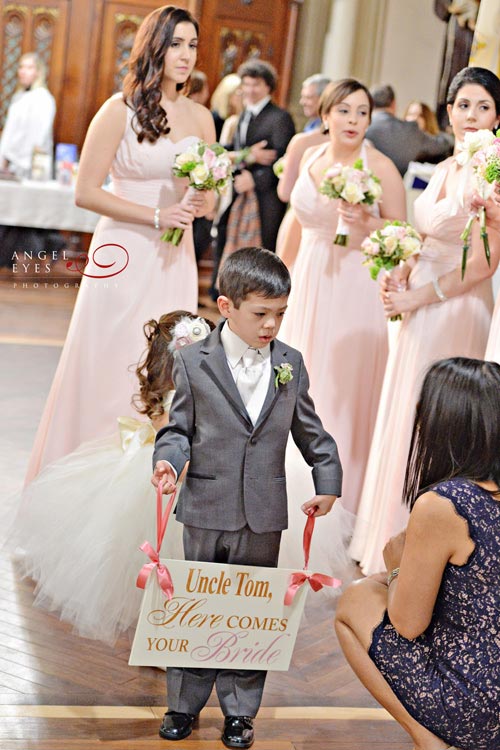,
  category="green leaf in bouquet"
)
[173,160,198,176]
[210,143,225,156]
[484,158,500,184]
